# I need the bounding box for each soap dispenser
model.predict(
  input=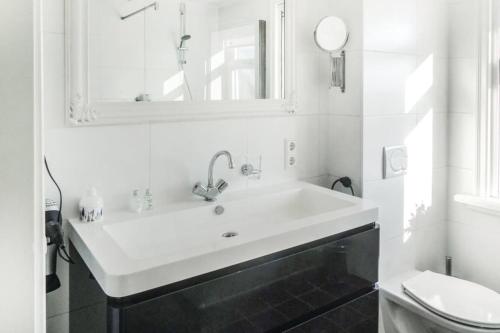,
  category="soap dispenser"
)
[79,187,104,222]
